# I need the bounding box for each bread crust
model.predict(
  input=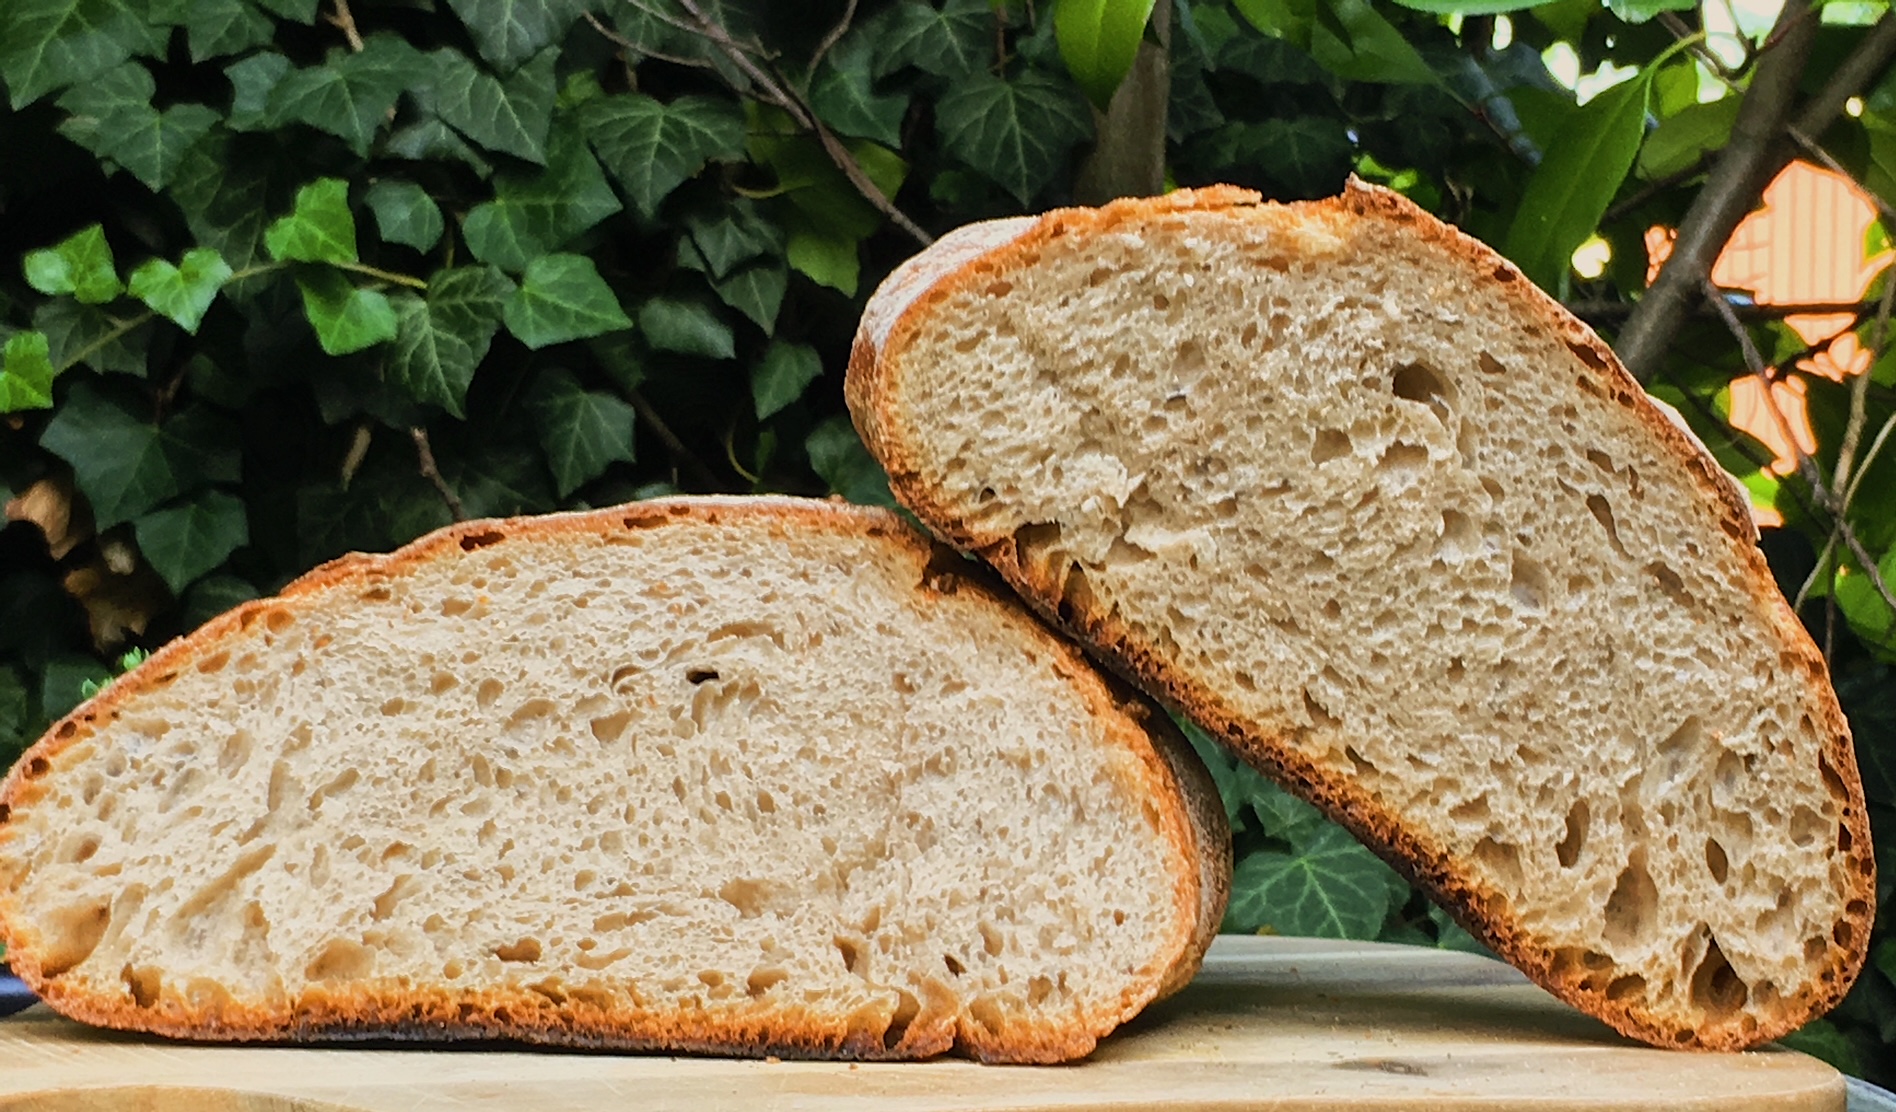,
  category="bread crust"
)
[845,182,1875,1051]
[0,496,1228,1063]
